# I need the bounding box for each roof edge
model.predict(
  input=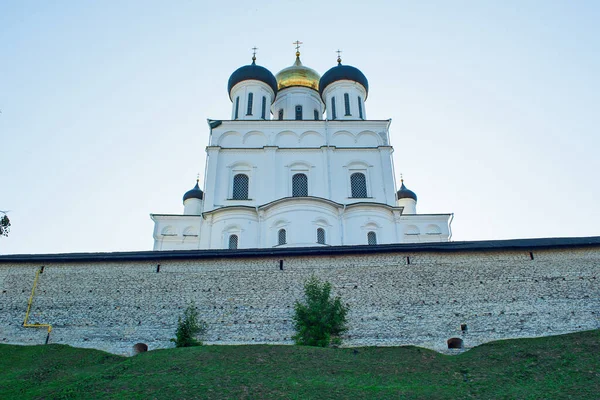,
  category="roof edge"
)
[1,236,600,263]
